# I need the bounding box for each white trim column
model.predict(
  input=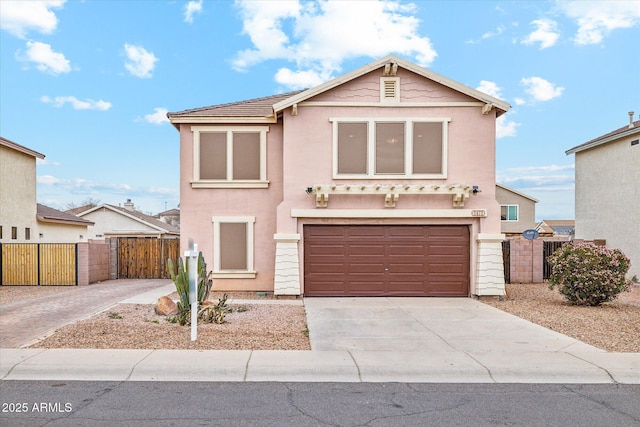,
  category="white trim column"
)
[273,233,301,295]
[475,233,506,296]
